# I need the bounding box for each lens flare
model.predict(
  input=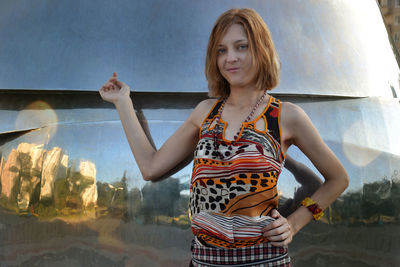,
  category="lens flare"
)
[342,120,382,167]
[15,101,58,143]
